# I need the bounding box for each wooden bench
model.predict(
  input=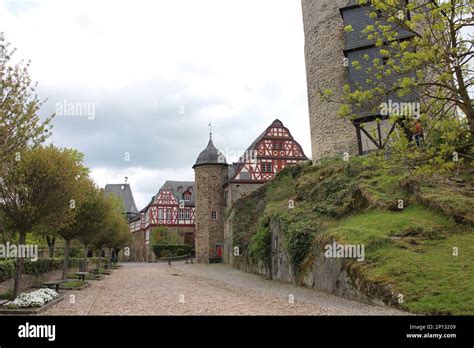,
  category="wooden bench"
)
[75,272,88,282]
[43,280,65,292]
